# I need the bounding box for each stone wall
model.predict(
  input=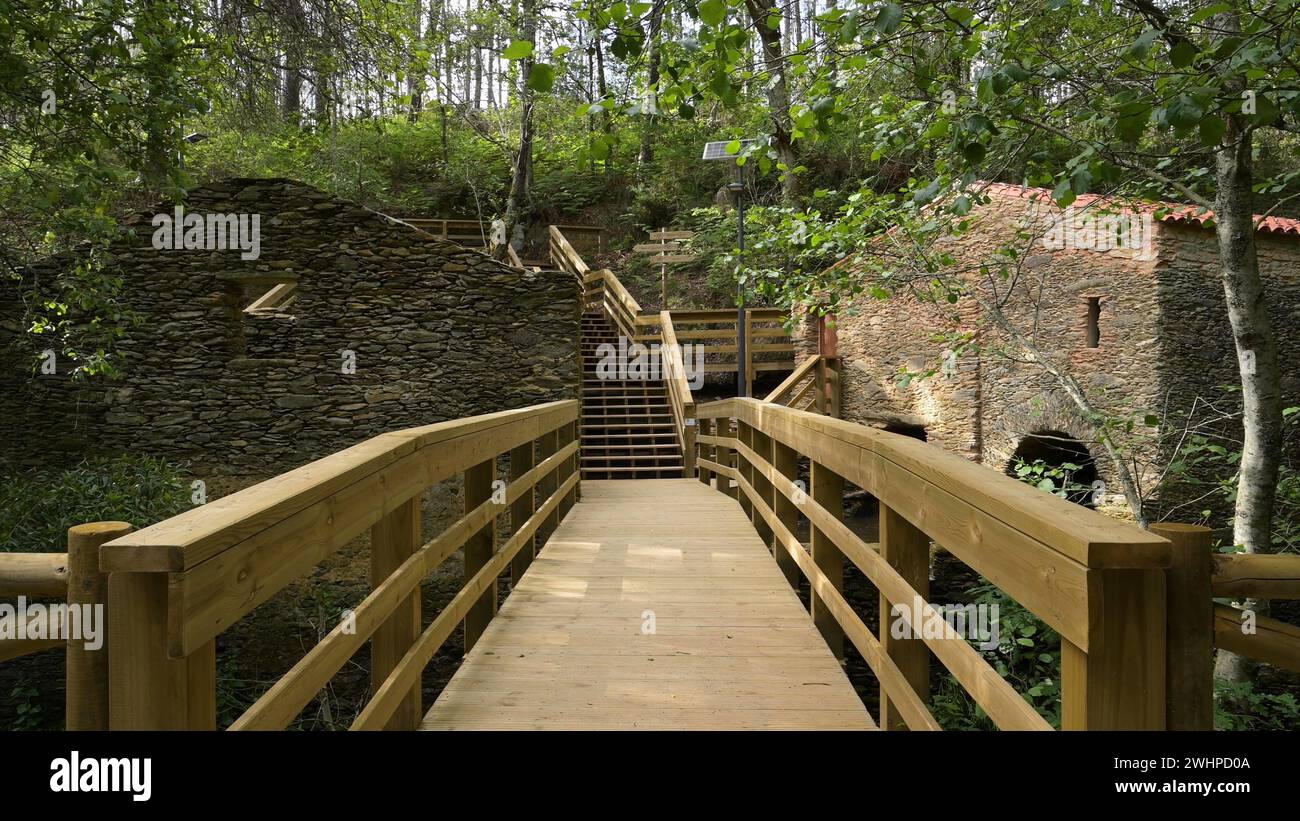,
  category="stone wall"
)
[0,178,580,478]
[797,185,1300,513]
